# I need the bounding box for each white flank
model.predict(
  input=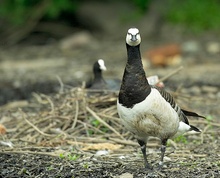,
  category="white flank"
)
[178,121,191,132]
[172,121,191,138]
[117,88,180,141]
